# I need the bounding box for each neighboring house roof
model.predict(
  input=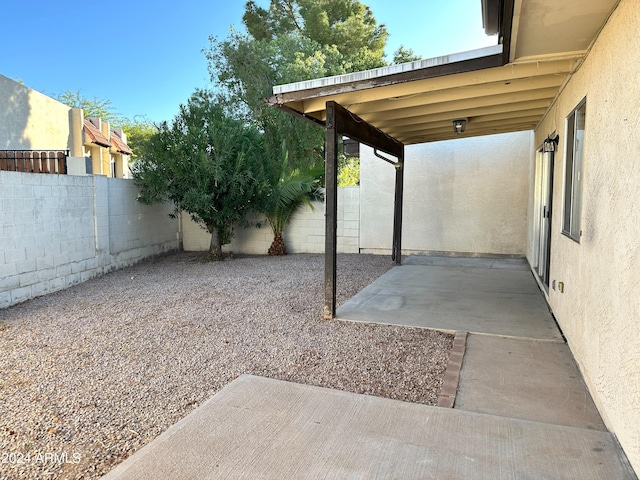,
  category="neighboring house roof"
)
[269,0,618,145]
[110,130,132,155]
[83,119,111,148]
